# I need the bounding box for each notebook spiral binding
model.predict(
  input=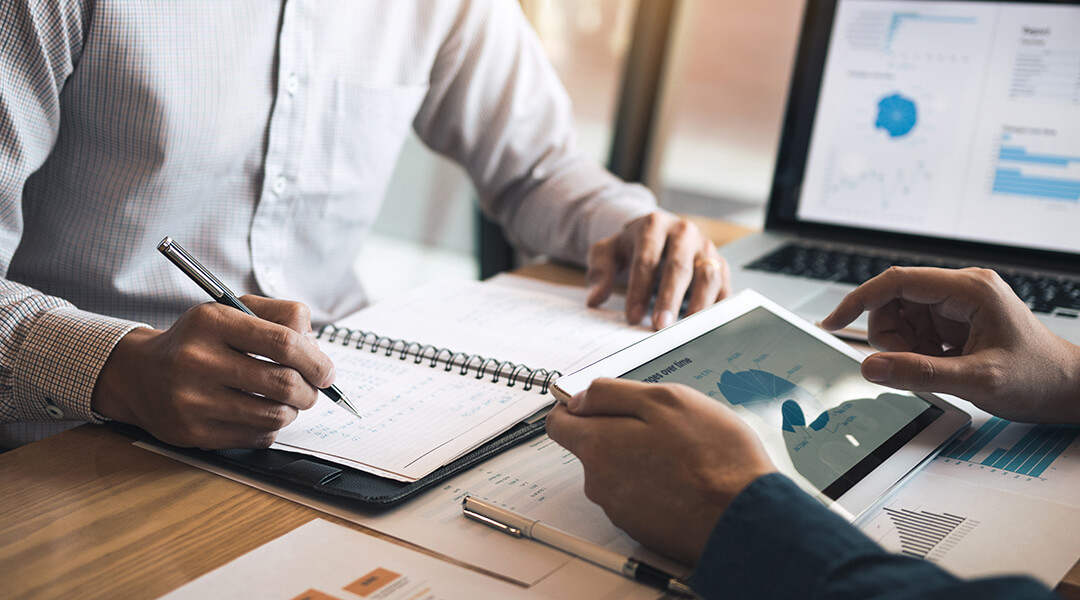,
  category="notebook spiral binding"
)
[316,324,562,395]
